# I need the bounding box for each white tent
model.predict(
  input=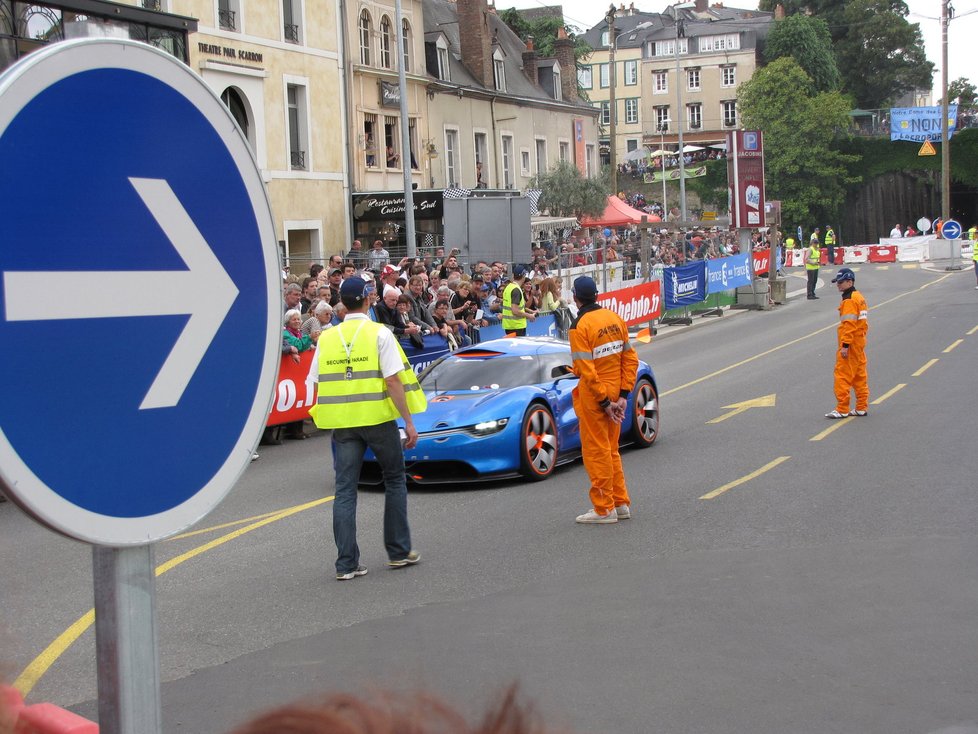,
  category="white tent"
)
[622,148,650,162]
[648,149,670,157]
[682,144,705,153]
[709,143,727,150]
